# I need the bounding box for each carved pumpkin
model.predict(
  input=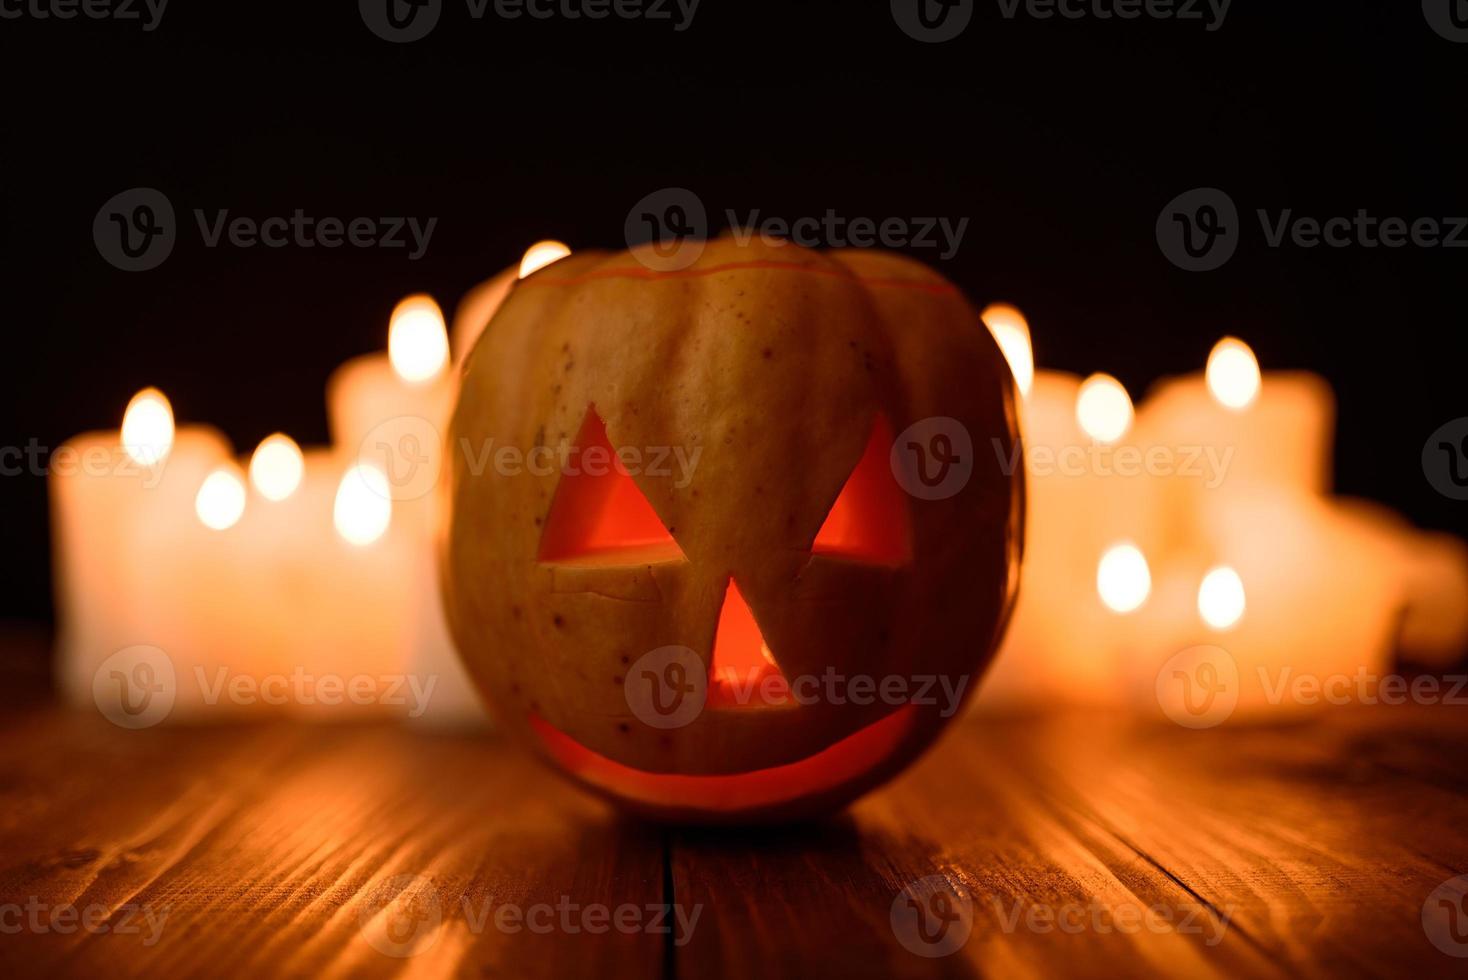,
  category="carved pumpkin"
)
[444,237,1023,821]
